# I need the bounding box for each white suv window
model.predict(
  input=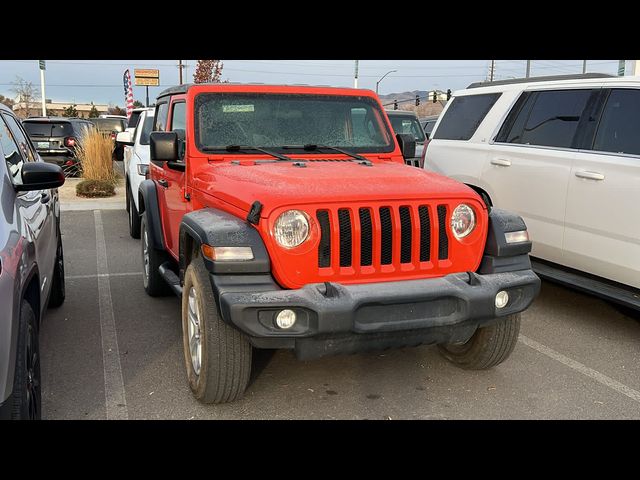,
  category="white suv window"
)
[433,93,501,141]
[592,89,640,156]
